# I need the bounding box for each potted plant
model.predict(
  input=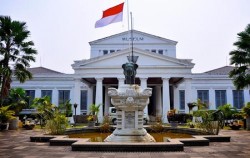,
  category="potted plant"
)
[242,102,250,130]
[89,104,101,126]
[23,120,35,130]
[167,109,178,127]
[3,88,28,130]
[0,105,15,130]
[87,115,96,127]
[229,120,242,130]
